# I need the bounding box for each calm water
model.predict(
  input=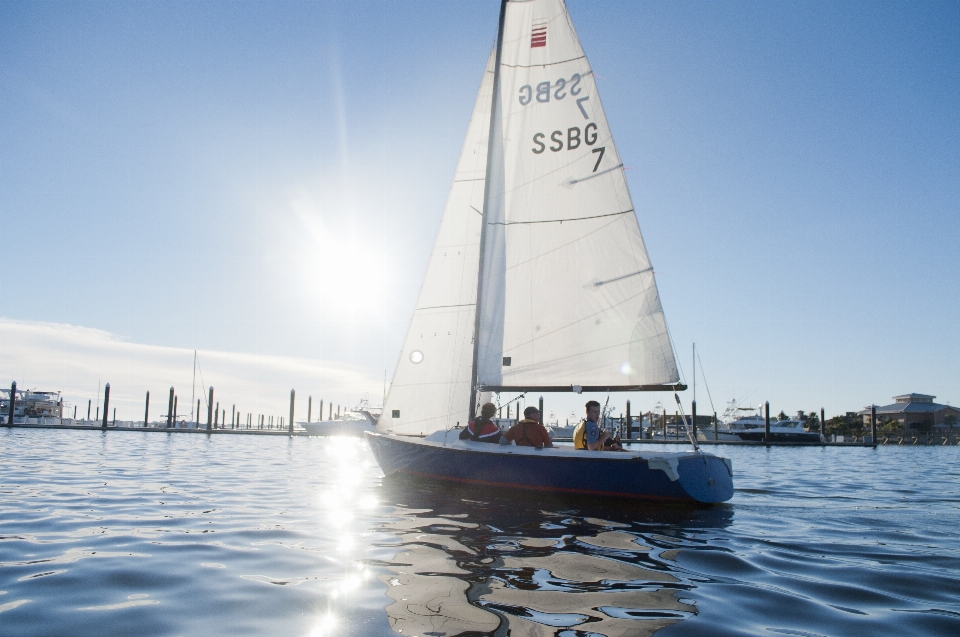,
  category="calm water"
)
[2,429,959,636]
